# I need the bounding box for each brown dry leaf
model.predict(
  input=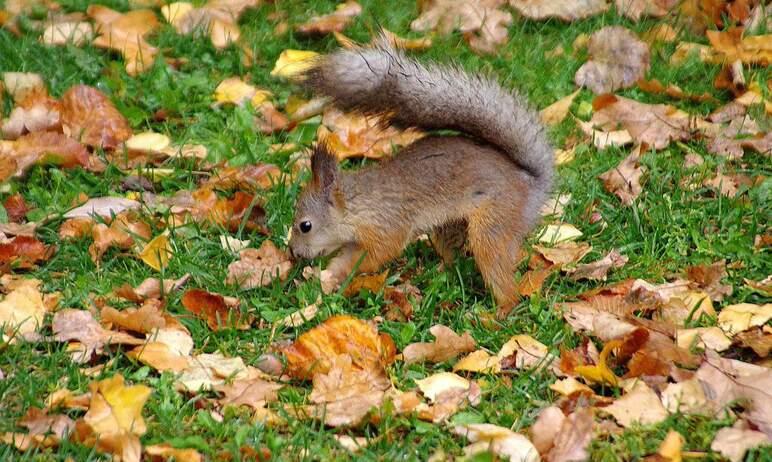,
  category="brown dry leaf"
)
[517,267,554,297]
[685,260,732,301]
[717,303,772,337]
[546,407,593,462]
[145,444,203,462]
[706,27,772,66]
[318,106,424,160]
[0,235,51,269]
[575,26,650,94]
[254,101,291,134]
[40,20,94,46]
[203,164,281,192]
[615,0,678,21]
[702,170,742,198]
[88,213,152,264]
[18,407,75,440]
[114,274,190,302]
[510,0,608,21]
[383,283,420,322]
[0,277,48,340]
[0,131,90,182]
[87,5,159,75]
[60,85,132,149]
[343,270,388,297]
[71,420,141,462]
[52,309,144,363]
[453,423,539,462]
[410,0,512,54]
[175,352,265,392]
[453,349,500,373]
[216,378,283,410]
[101,301,166,334]
[711,422,770,462]
[540,89,580,126]
[568,249,628,281]
[402,325,476,364]
[415,372,481,422]
[599,148,645,206]
[590,95,693,150]
[603,381,668,427]
[226,240,293,290]
[281,315,396,380]
[736,328,772,357]
[533,241,593,268]
[164,0,260,49]
[1,85,61,140]
[306,353,391,427]
[45,388,92,411]
[296,1,362,36]
[181,288,247,330]
[637,78,716,103]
